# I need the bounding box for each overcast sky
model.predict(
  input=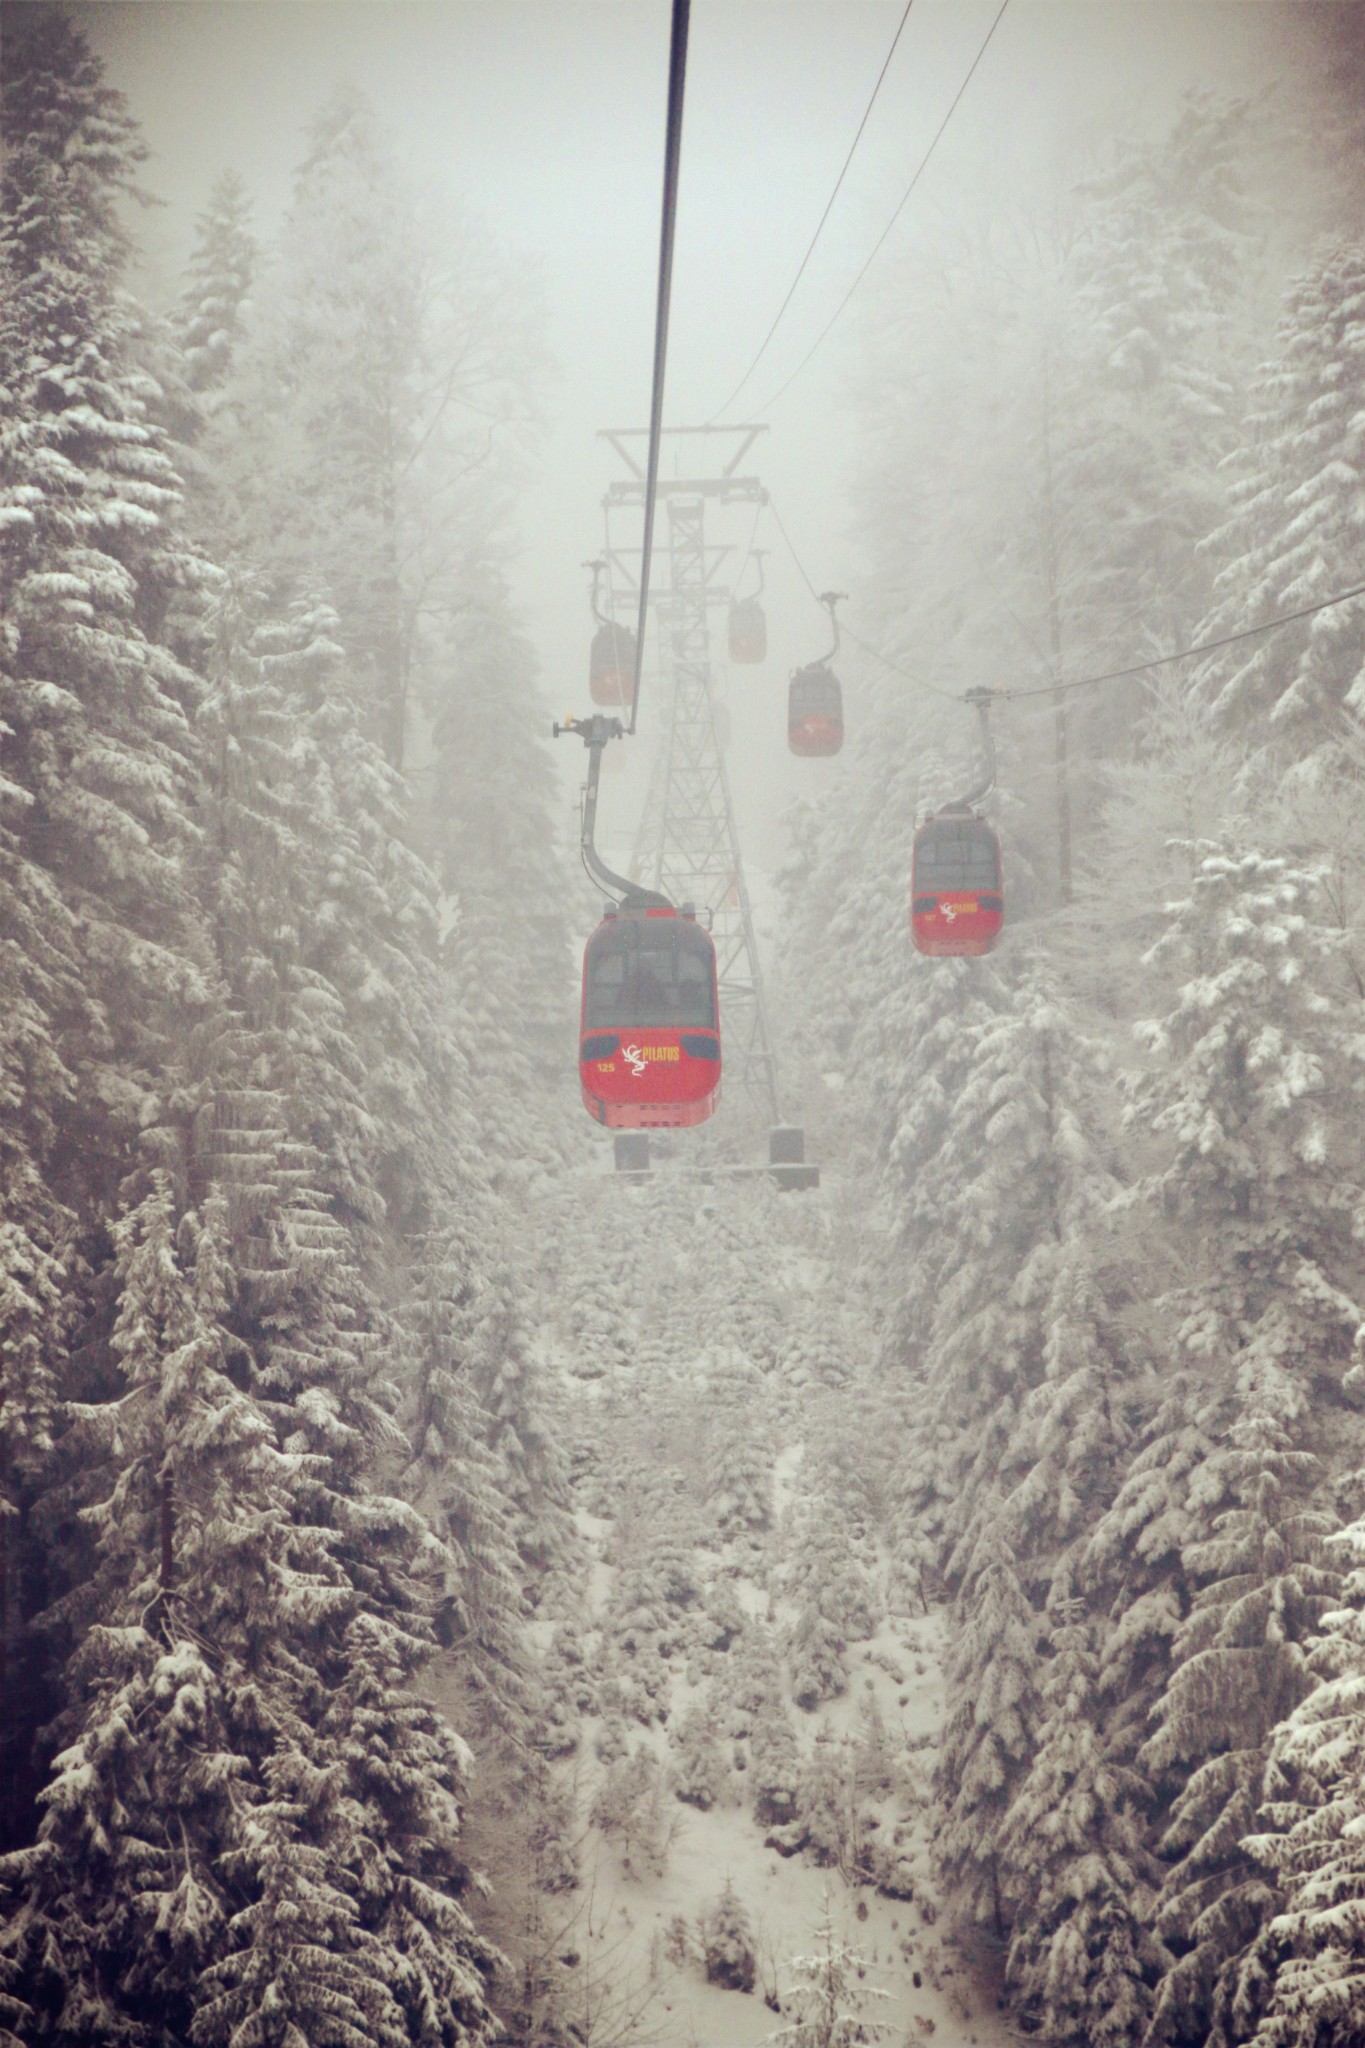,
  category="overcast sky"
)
[73,0,1305,883]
